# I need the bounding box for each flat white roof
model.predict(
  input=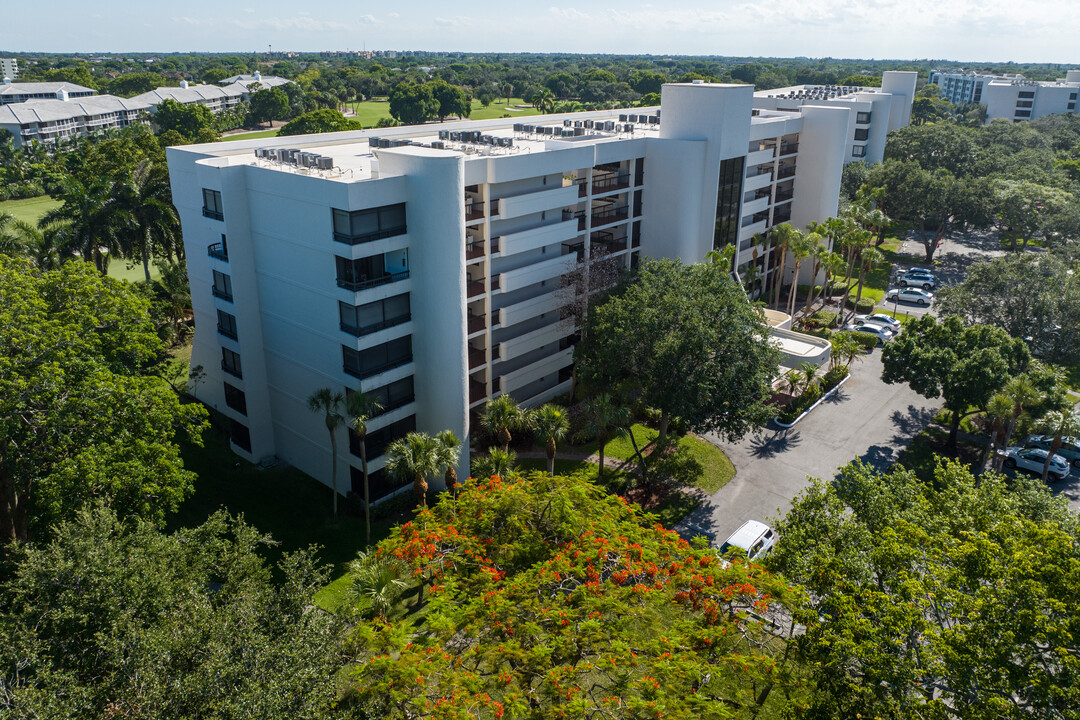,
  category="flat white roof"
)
[0,94,153,124]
